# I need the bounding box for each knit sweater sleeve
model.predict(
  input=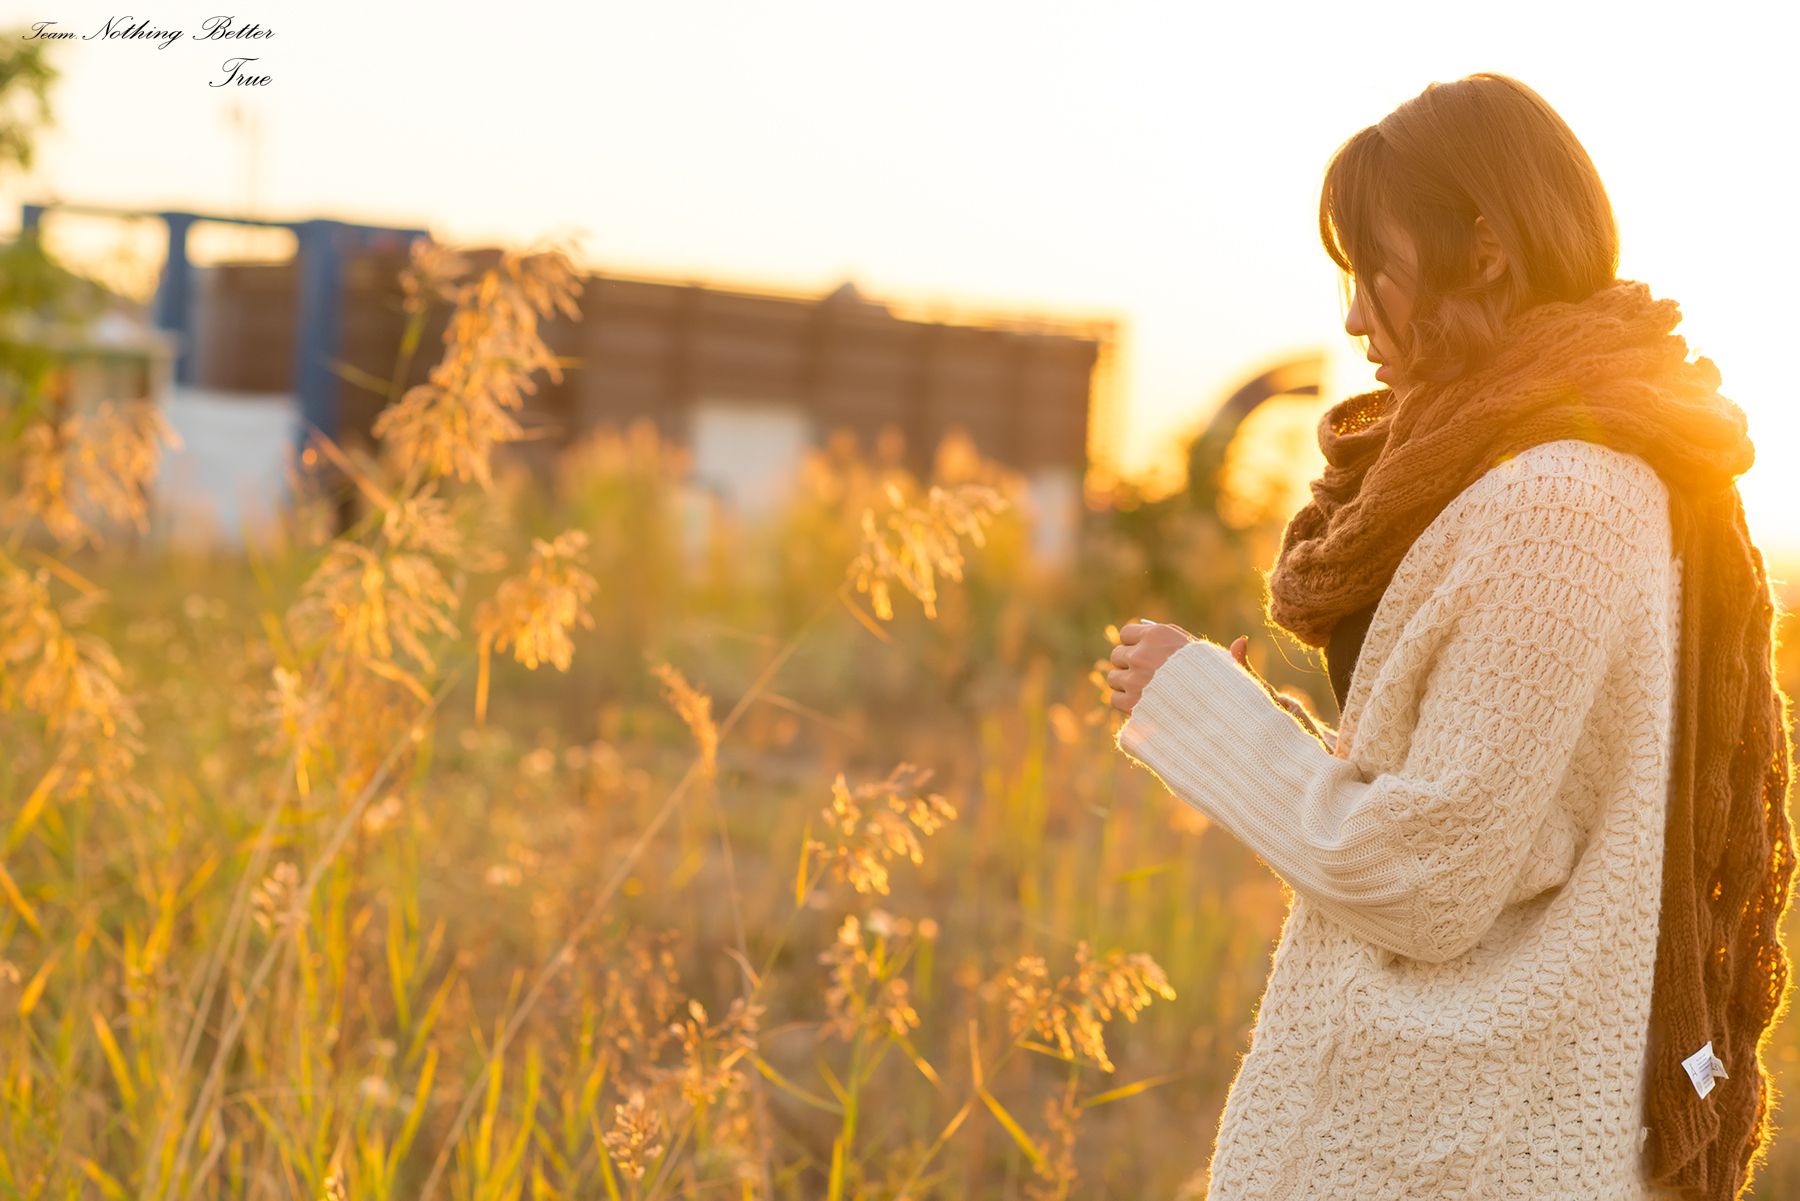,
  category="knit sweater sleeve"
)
[1116,469,1651,963]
